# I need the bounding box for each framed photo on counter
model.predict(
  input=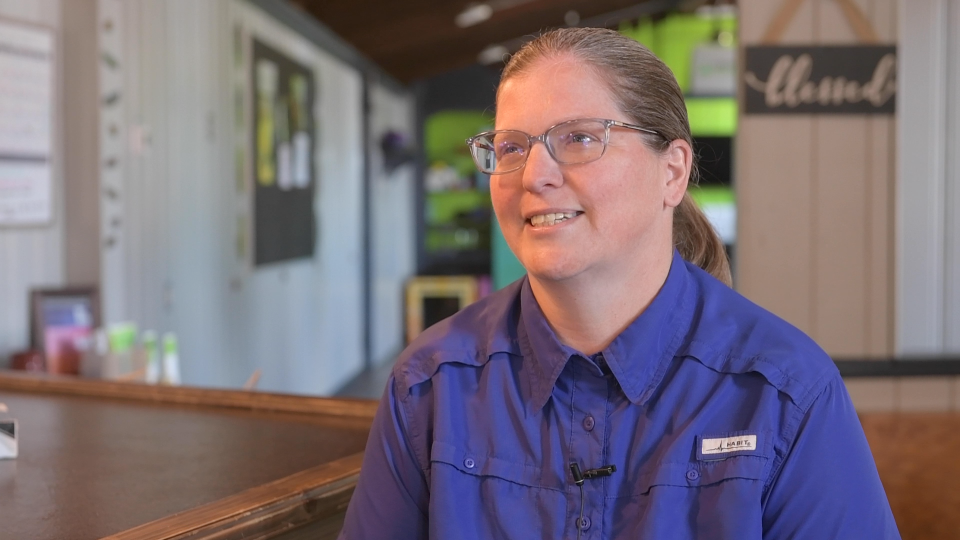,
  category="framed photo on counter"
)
[30,287,99,374]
